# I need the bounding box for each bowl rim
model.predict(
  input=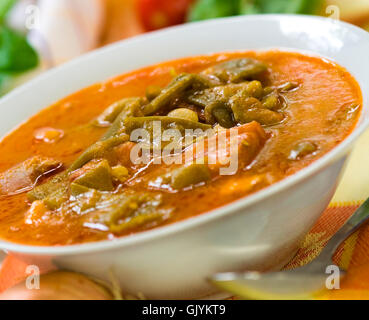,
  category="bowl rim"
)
[1,14,369,255]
